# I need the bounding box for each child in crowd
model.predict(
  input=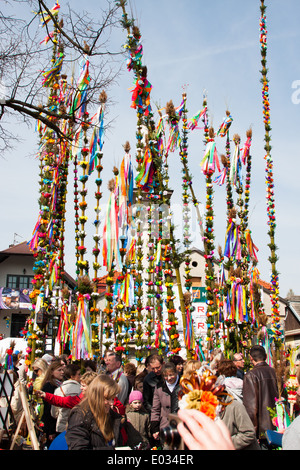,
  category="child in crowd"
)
[126,390,151,449]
